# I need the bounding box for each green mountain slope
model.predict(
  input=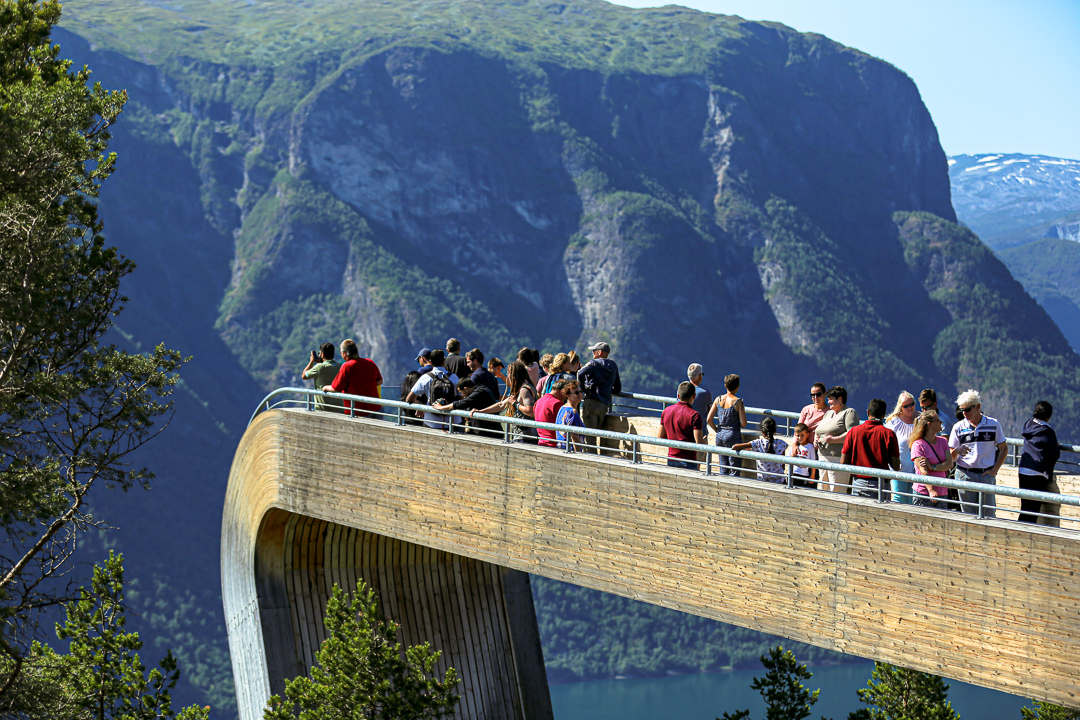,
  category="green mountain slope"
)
[999,238,1080,355]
